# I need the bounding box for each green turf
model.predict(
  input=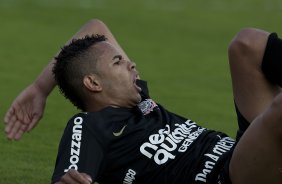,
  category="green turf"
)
[1,0,282,183]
